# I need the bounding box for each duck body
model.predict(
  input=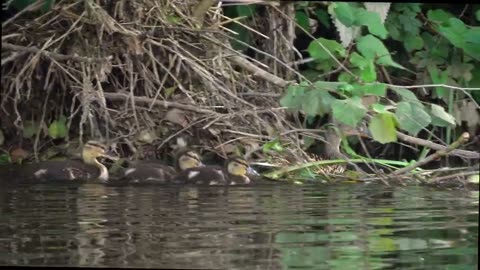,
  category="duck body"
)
[122,162,177,184]
[120,150,202,184]
[0,141,118,183]
[1,159,103,182]
[172,157,252,186]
